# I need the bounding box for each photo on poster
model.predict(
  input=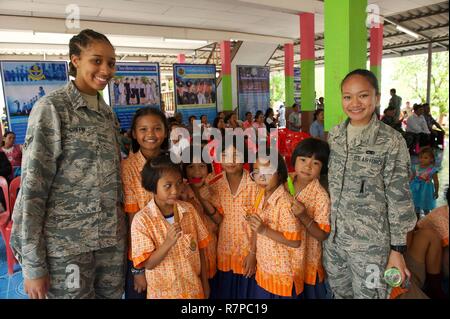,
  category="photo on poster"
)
[108,62,161,130]
[0,61,68,143]
[173,64,217,126]
[237,65,270,120]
